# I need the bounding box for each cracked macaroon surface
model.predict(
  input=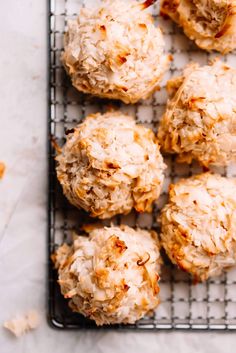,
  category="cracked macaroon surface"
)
[53,224,161,325]
[161,0,236,53]
[62,0,170,104]
[56,111,165,219]
[158,60,236,167]
[160,173,236,282]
